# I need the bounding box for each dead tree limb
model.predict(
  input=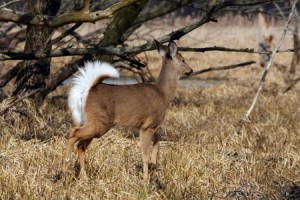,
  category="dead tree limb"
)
[180,61,256,79]
[0,0,21,9]
[284,76,300,92]
[0,62,23,87]
[5,44,300,61]
[51,23,82,45]
[0,0,140,27]
[236,0,297,134]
